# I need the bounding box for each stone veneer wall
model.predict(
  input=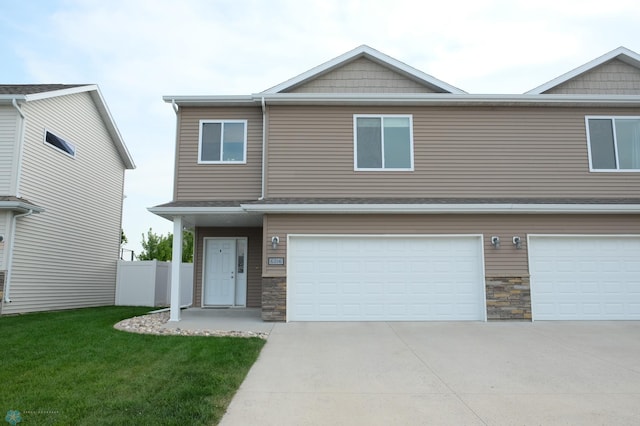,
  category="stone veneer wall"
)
[486,276,531,320]
[262,277,286,321]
